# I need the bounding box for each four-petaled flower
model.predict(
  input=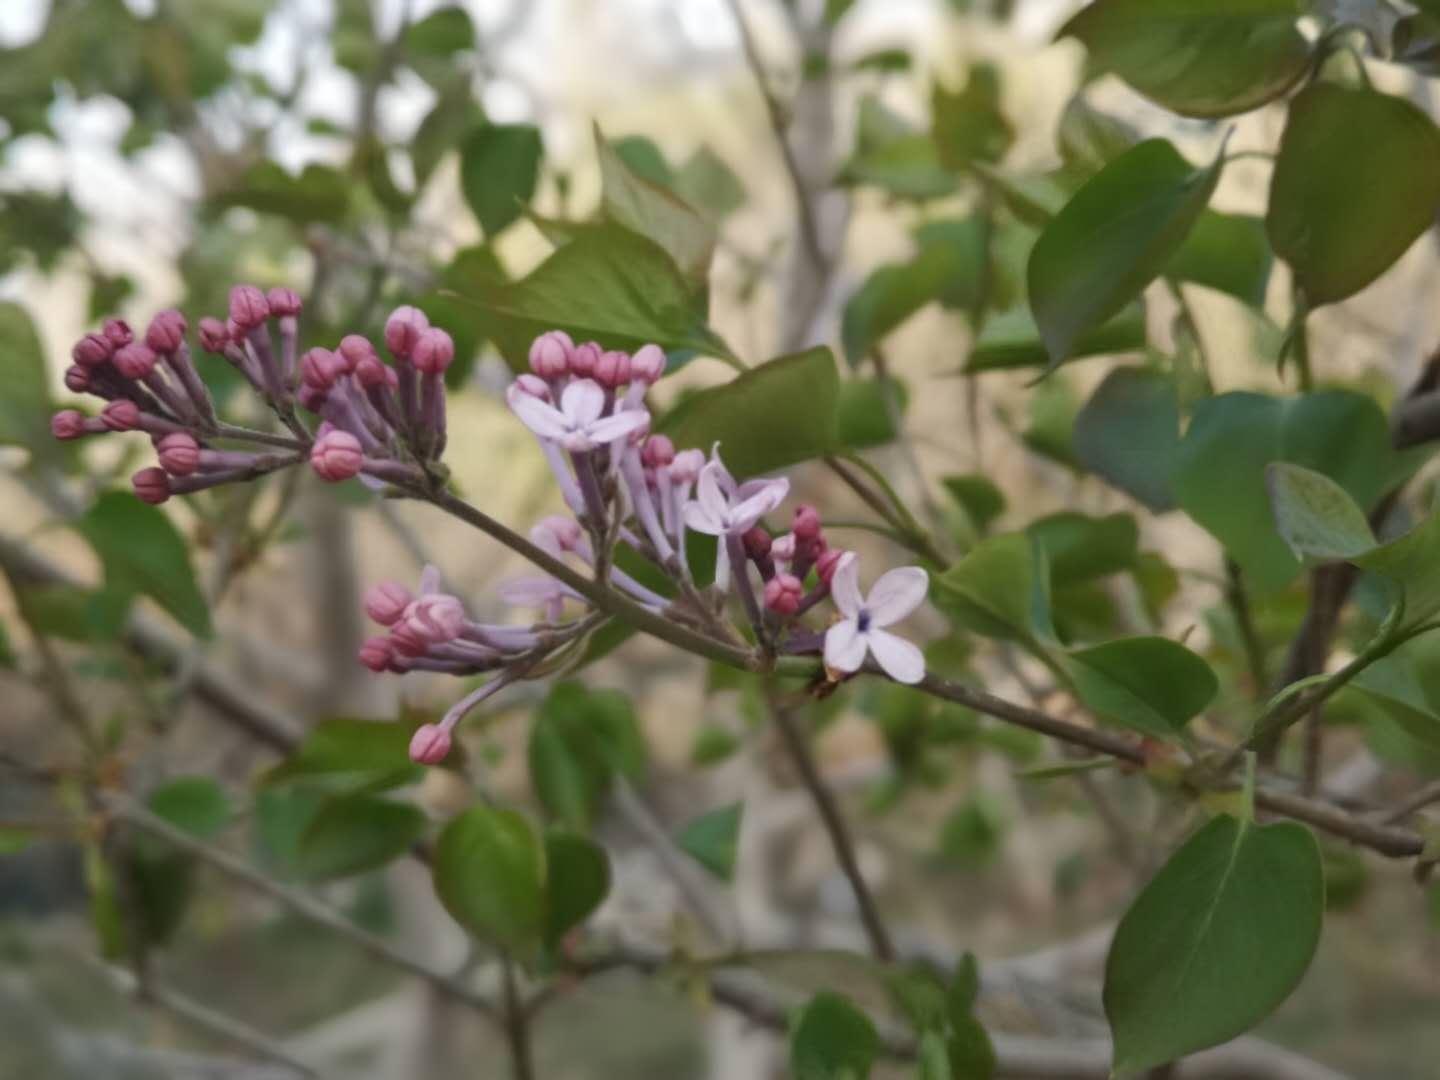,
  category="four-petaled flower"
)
[824,553,928,684]
[508,378,649,452]
[682,451,789,537]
